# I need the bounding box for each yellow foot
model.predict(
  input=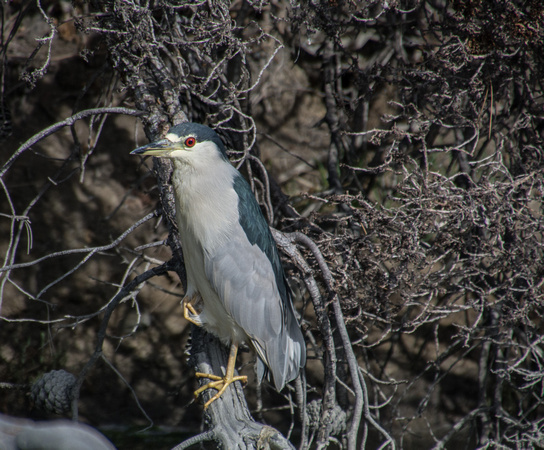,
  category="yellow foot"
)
[194,372,248,409]
[193,341,247,409]
[182,295,202,326]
